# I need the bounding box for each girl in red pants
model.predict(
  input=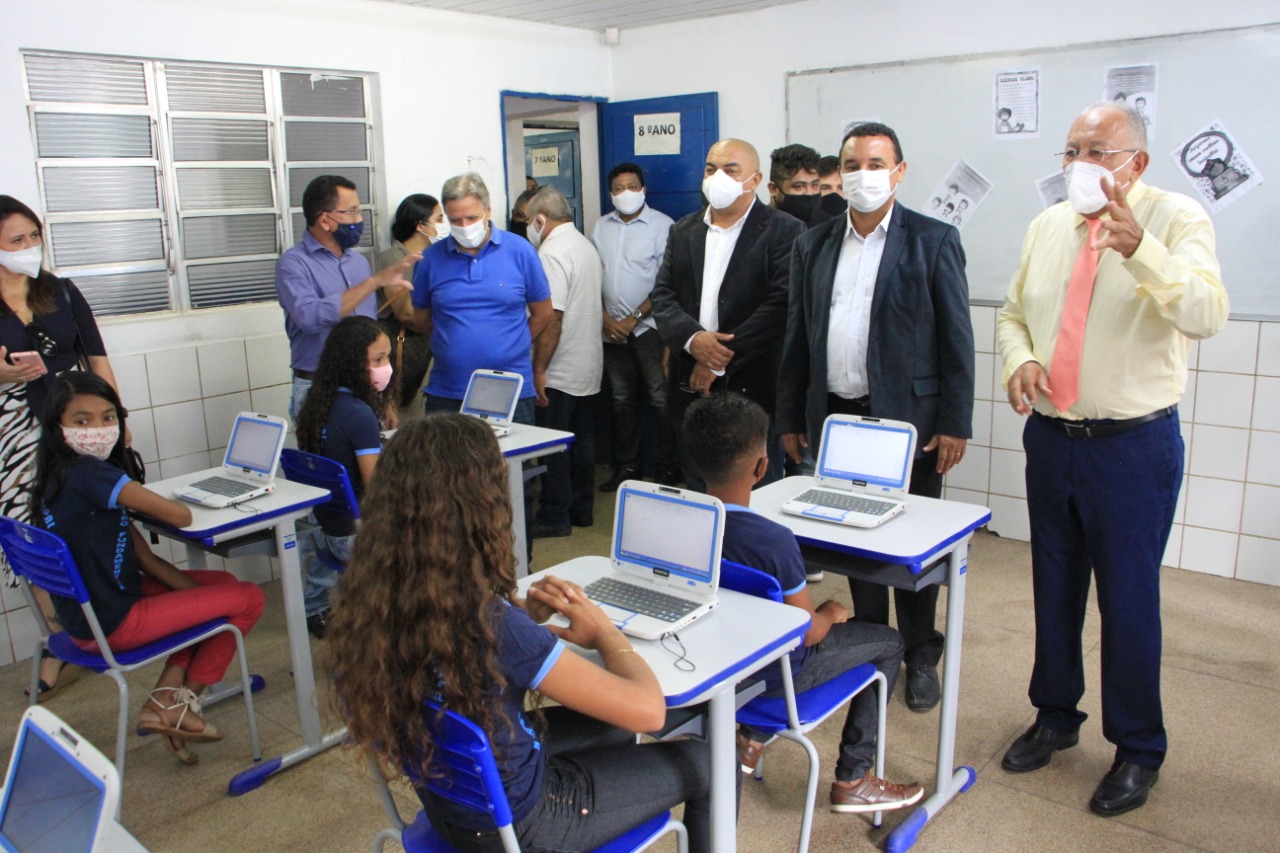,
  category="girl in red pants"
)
[30,371,264,764]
